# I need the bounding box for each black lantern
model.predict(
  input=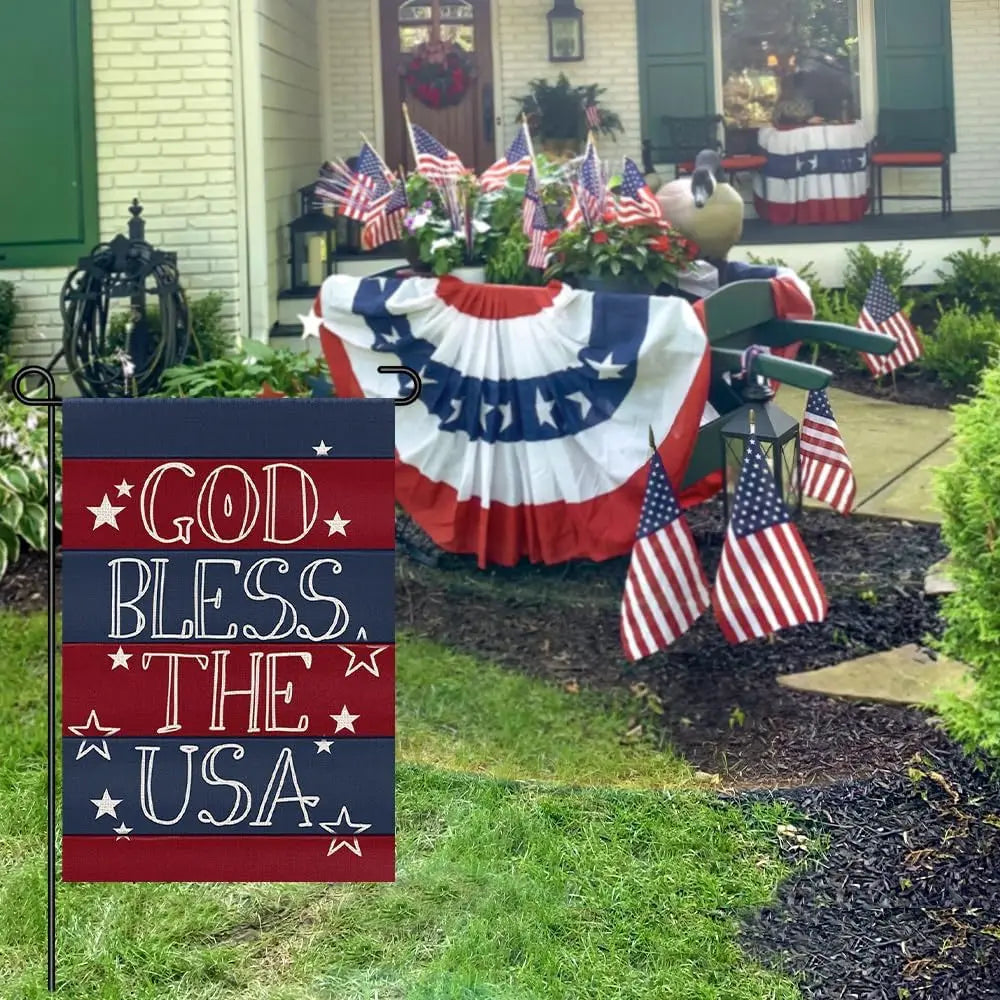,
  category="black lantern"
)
[287,182,336,295]
[720,374,802,524]
[548,0,584,62]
